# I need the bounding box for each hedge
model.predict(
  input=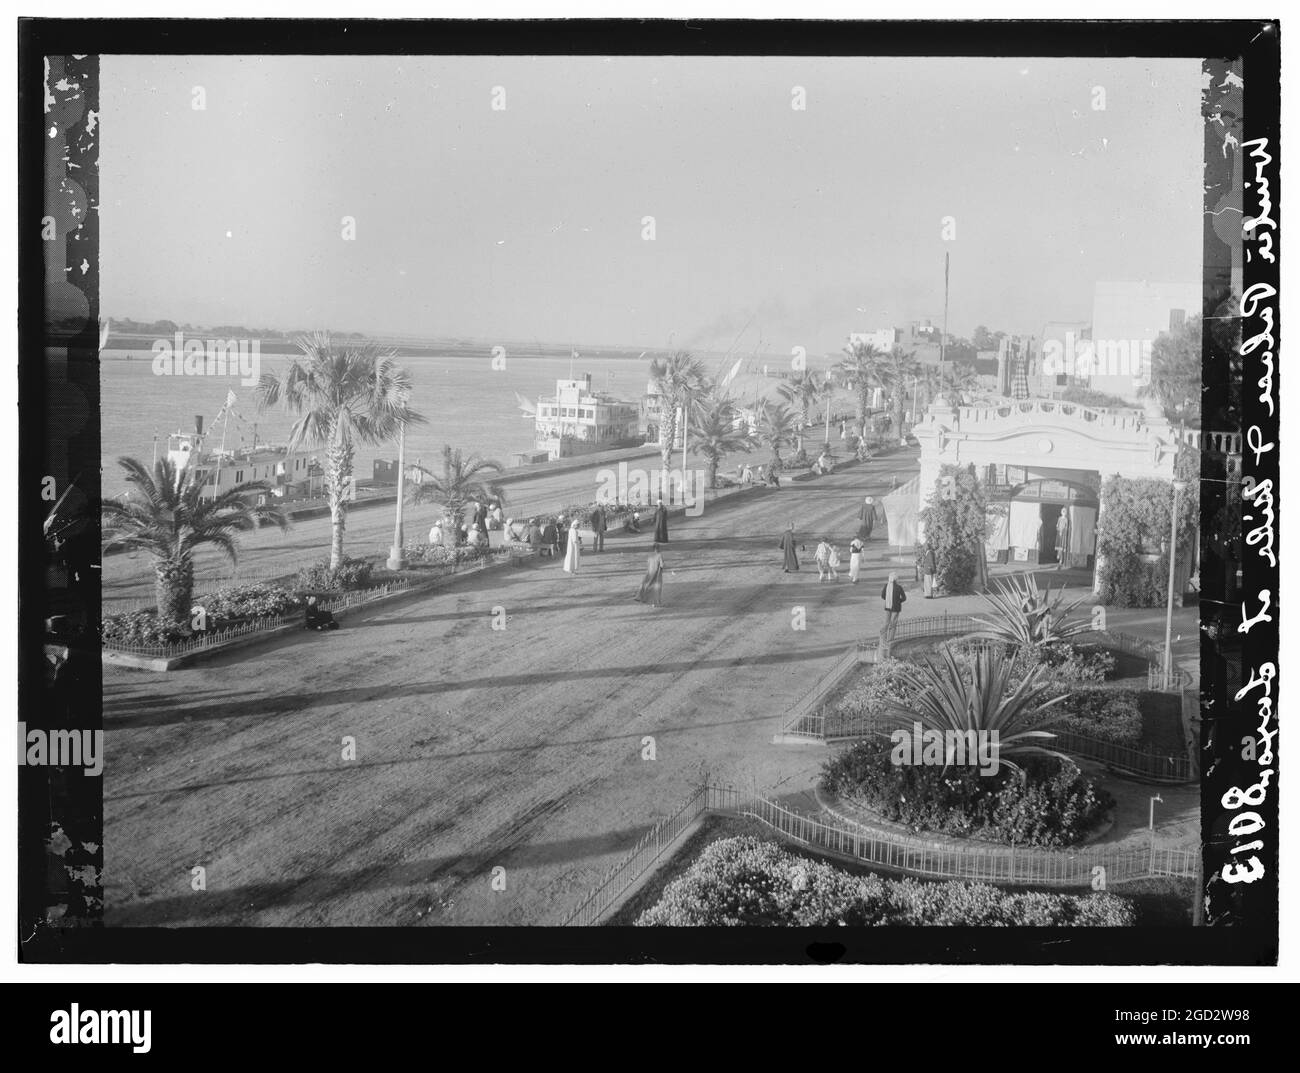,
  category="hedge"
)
[636,837,1135,926]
